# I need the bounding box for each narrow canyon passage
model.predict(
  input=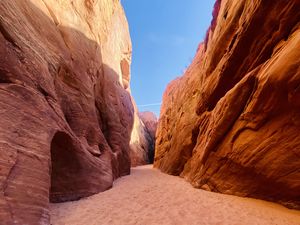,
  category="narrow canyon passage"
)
[1,0,300,224]
[50,165,300,225]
